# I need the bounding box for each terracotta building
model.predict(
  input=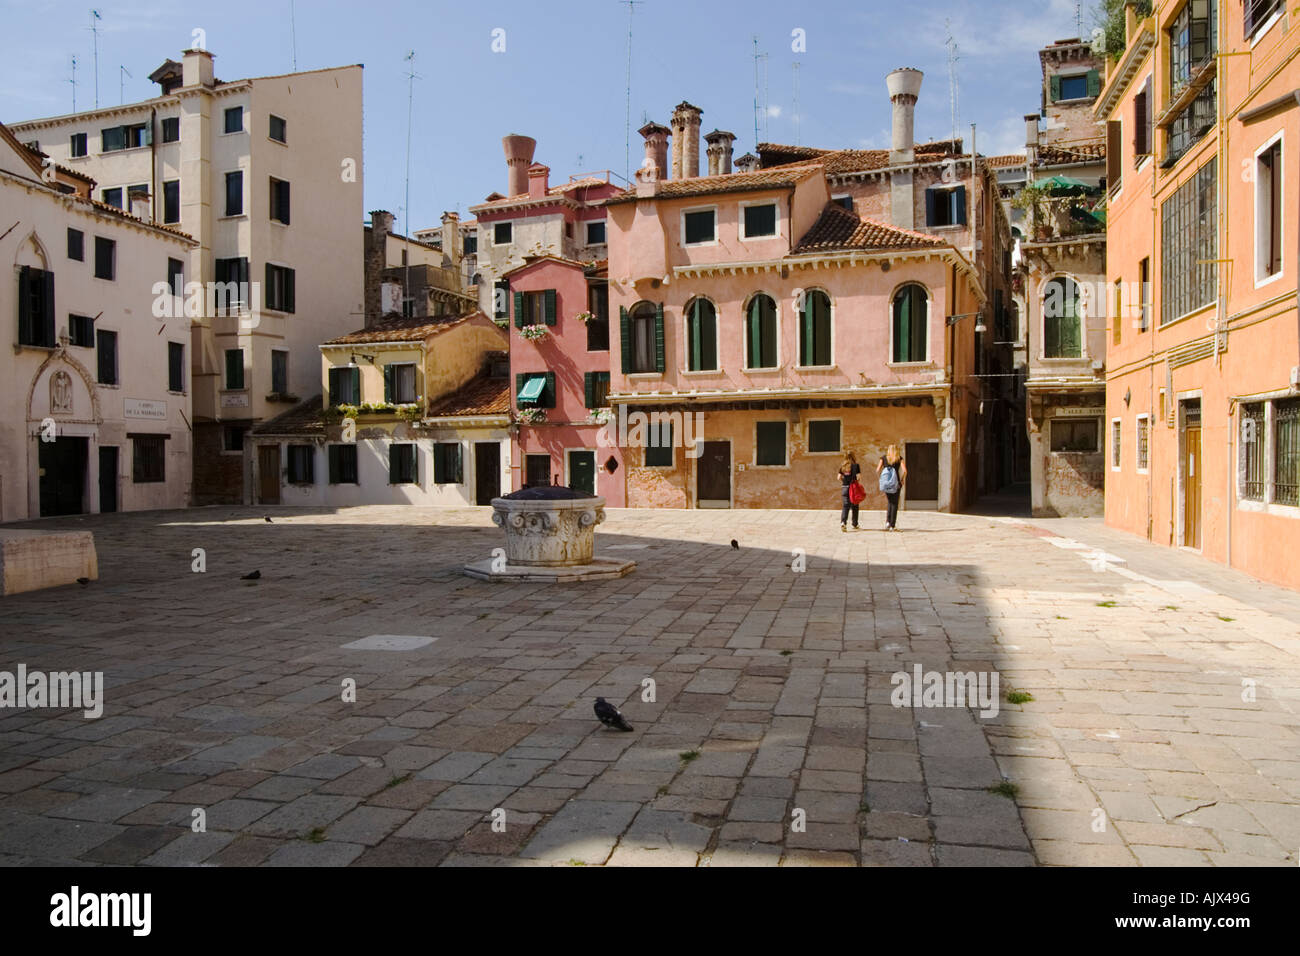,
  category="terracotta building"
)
[1098,0,1300,588]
